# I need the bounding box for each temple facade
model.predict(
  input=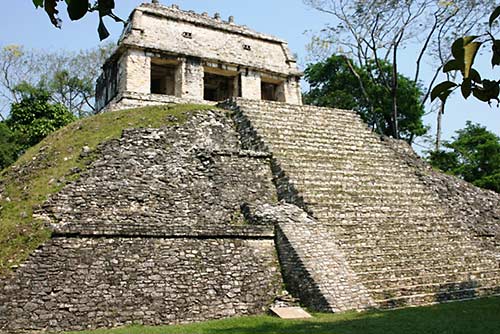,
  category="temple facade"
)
[96,2,303,111]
